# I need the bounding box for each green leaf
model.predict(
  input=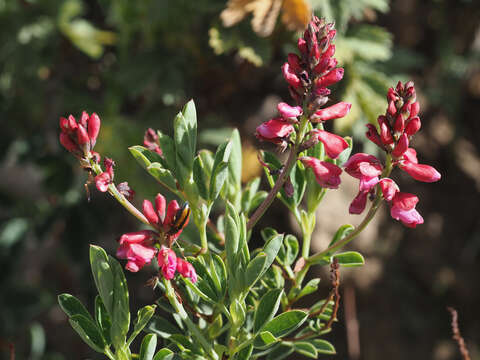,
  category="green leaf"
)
[89,245,114,315]
[329,224,355,248]
[309,339,336,354]
[244,253,267,290]
[147,163,177,191]
[283,235,299,267]
[230,299,246,328]
[293,342,317,358]
[262,234,284,273]
[227,129,242,202]
[139,334,157,360]
[127,305,156,346]
[283,163,306,206]
[254,289,283,333]
[146,316,182,339]
[335,136,353,166]
[296,278,321,301]
[108,255,130,349]
[209,140,232,201]
[333,251,365,267]
[153,348,174,360]
[68,314,107,353]
[265,344,294,360]
[128,145,164,170]
[58,294,93,321]
[94,295,111,344]
[253,331,278,348]
[193,155,210,200]
[182,100,198,152]
[211,254,227,297]
[236,344,253,360]
[225,213,239,275]
[262,310,308,338]
[157,131,176,171]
